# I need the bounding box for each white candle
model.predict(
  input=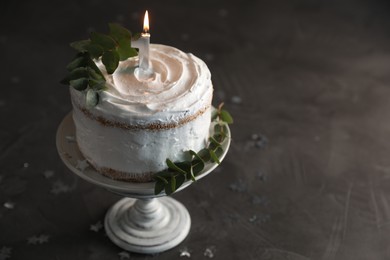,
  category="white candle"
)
[132,10,154,81]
